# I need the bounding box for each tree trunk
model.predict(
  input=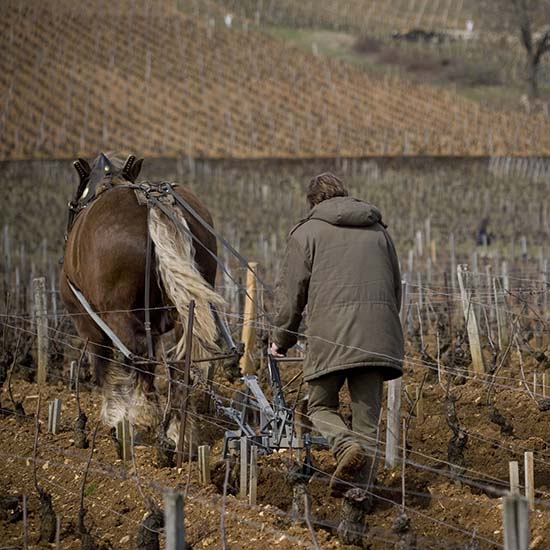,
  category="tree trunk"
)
[528,56,539,98]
